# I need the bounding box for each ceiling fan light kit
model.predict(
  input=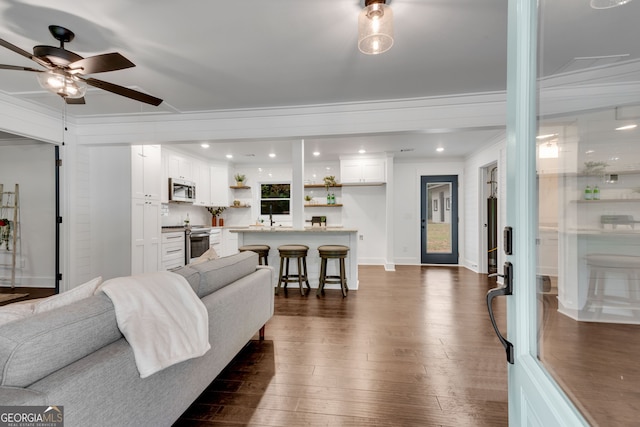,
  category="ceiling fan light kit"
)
[36,70,87,99]
[358,0,394,55]
[0,25,162,106]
